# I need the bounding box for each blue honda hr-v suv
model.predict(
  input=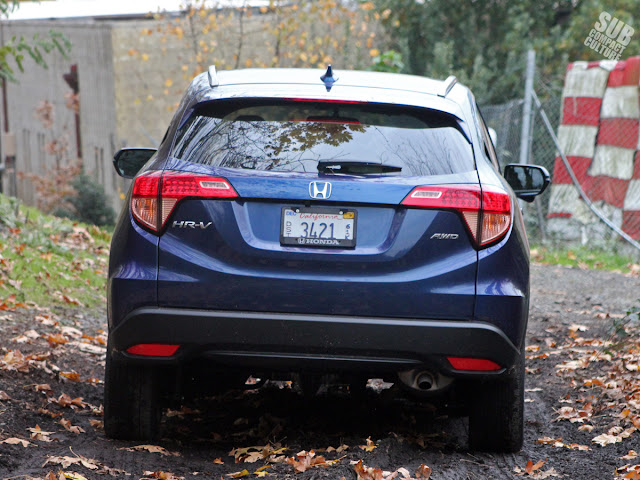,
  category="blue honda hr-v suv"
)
[106,66,549,452]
